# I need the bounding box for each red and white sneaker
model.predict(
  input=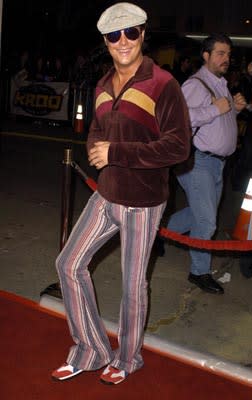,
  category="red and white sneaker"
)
[51,363,84,381]
[100,365,128,385]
